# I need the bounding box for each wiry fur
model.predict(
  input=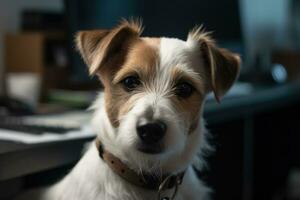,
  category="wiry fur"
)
[15,20,240,200]
[188,25,215,45]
